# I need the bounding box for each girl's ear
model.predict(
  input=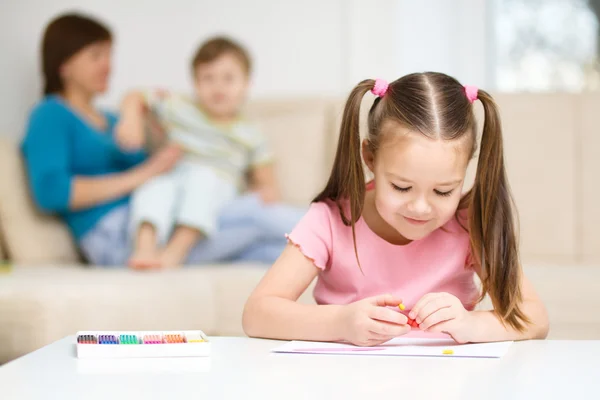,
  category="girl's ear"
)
[362,139,375,173]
